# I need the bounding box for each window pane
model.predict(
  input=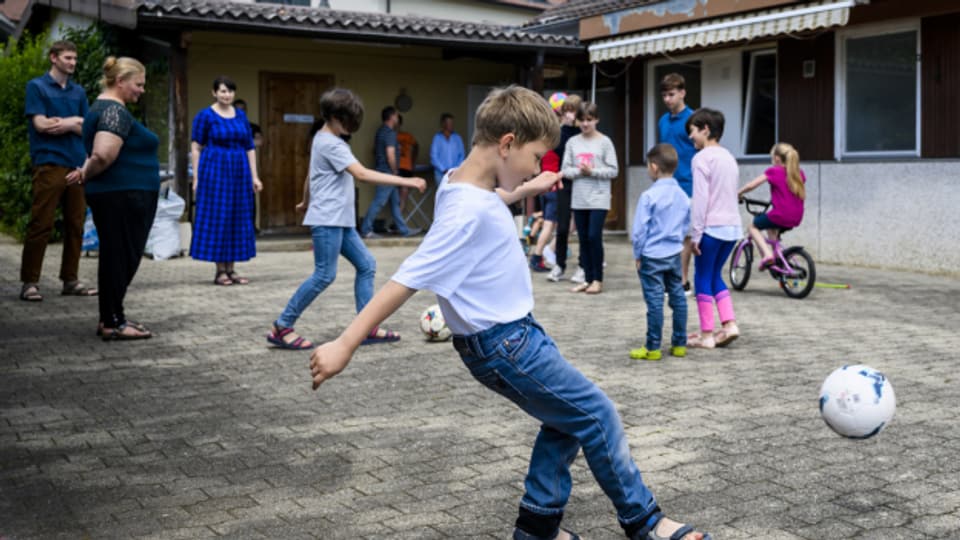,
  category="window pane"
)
[653,62,701,122]
[846,31,917,152]
[744,53,776,155]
